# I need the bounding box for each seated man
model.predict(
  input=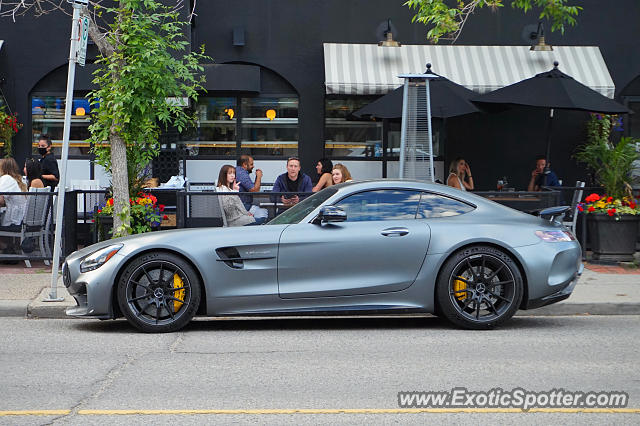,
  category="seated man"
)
[527,155,560,191]
[272,157,313,210]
